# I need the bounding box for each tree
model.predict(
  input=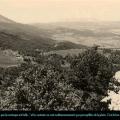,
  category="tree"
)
[70,48,113,95]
